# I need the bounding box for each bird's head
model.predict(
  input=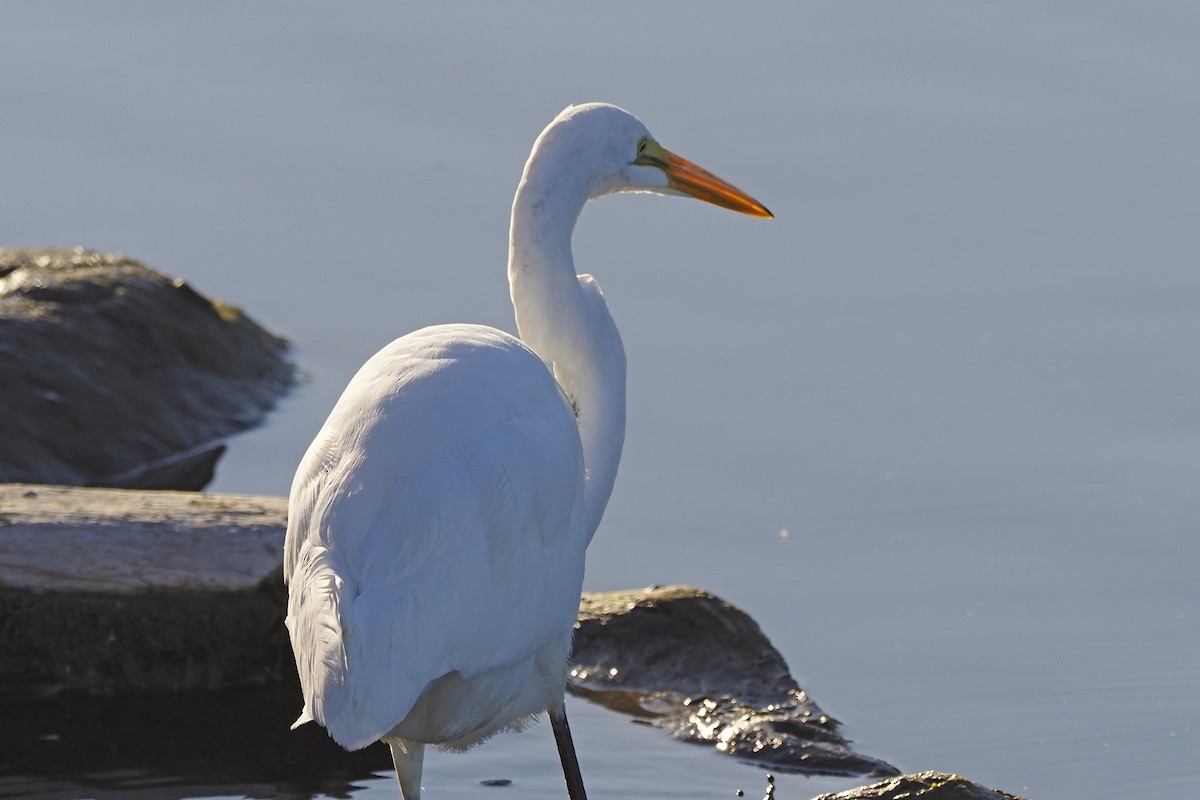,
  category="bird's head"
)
[528,103,772,219]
